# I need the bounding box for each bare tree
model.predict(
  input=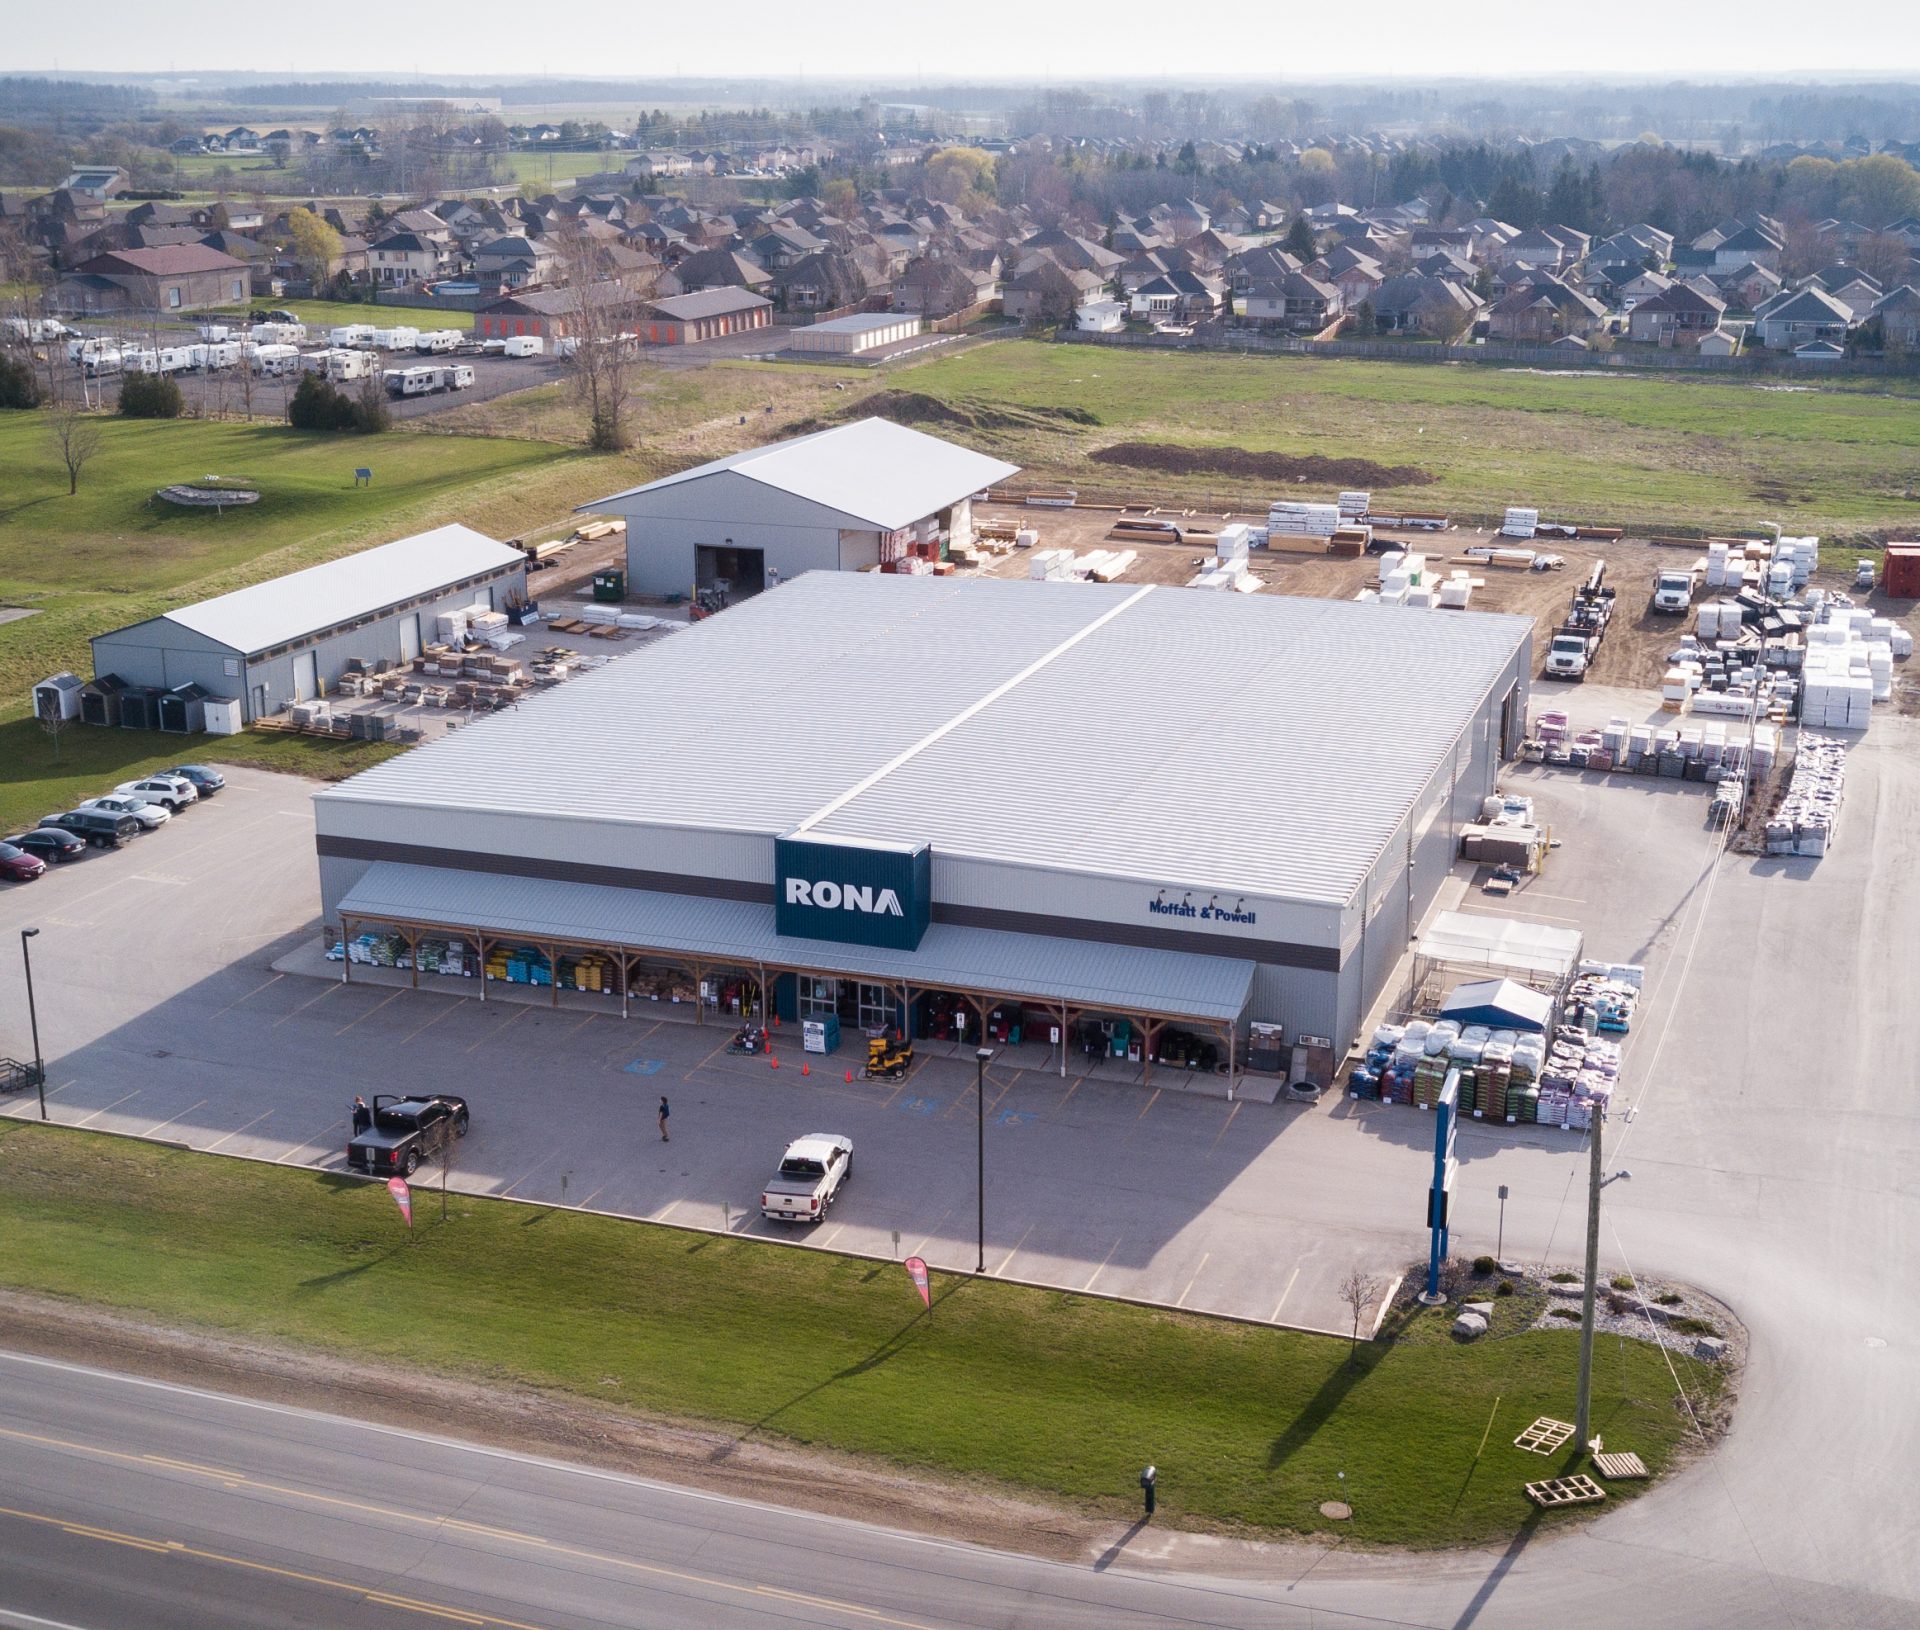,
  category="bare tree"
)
[1340,1267,1381,1368]
[552,220,652,452]
[35,682,74,763]
[45,372,103,495]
